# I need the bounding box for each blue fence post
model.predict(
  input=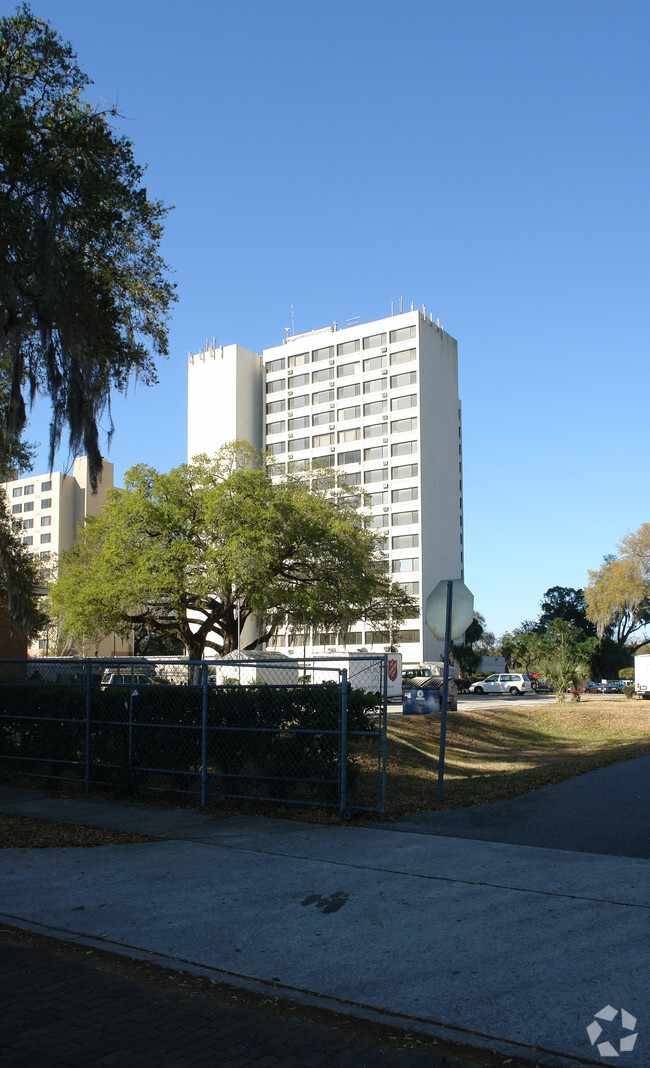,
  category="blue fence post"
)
[85,661,92,794]
[201,662,208,808]
[339,668,348,818]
